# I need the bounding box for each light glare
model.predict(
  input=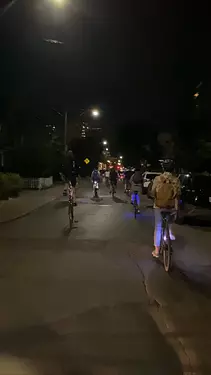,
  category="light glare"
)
[92,109,100,117]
